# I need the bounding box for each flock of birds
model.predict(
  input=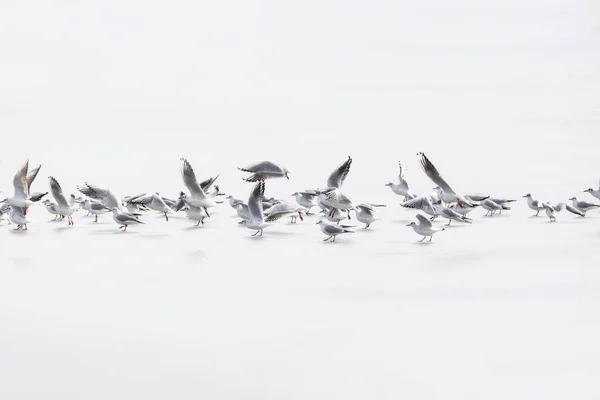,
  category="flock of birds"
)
[1,153,599,243]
